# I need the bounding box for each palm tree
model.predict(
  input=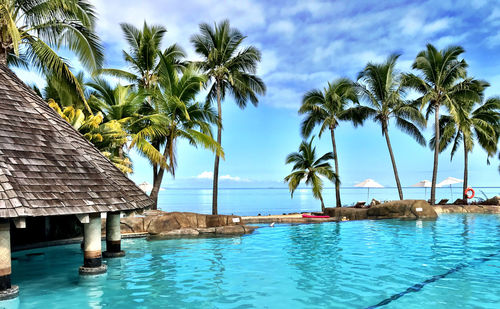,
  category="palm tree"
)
[129,58,223,208]
[404,44,481,204]
[0,0,103,114]
[96,21,184,90]
[191,20,266,215]
[299,78,368,207]
[432,88,500,202]
[284,137,338,212]
[357,54,426,200]
[87,78,146,160]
